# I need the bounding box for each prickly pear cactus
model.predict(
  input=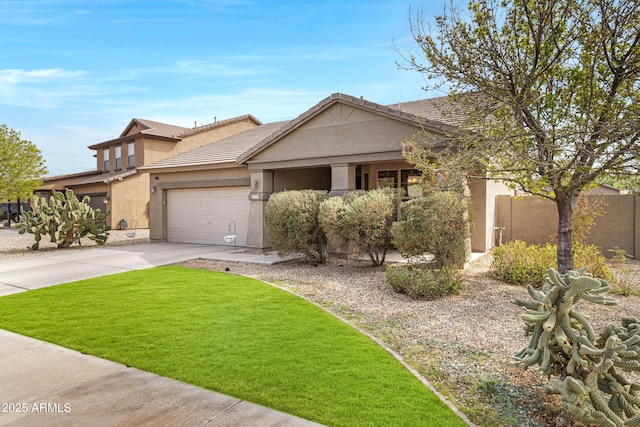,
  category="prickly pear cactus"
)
[17,189,110,250]
[513,267,640,427]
